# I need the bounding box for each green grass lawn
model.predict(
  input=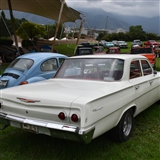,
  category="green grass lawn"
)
[54,43,131,56]
[0,102,160,160]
